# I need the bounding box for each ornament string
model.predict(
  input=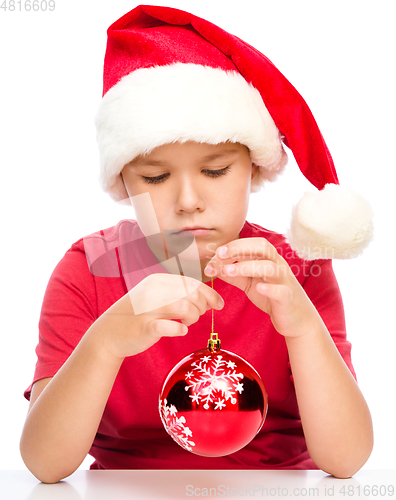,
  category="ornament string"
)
[211,277,214,334]
[208,277,221,352]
